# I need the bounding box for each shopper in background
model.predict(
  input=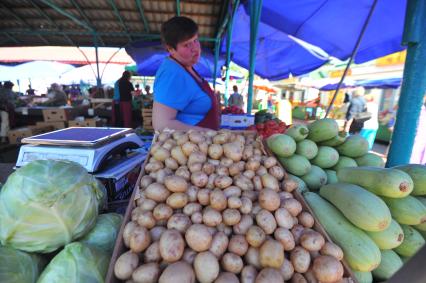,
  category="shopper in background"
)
[118,71,135,128]
[153,16,220,130]
[344,87,367,134]
[0,81,16,143]
[112,79,122,127]
[39,83,68,106]
[228,85,244,110]
[359,94,379,150]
